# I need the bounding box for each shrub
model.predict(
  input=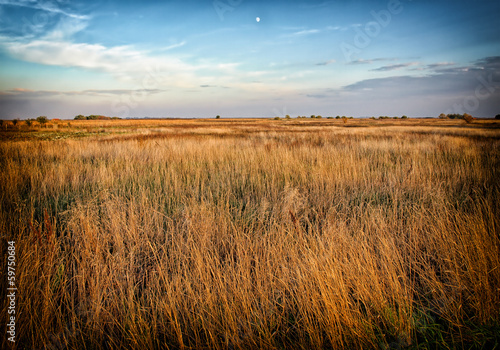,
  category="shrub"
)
[274,117,281,120]
[36,116,49,127]
[463,113,474,123]
[310,115,316,118]
[216,115,221,119]
[495,114,500,120]
[401,115,408,119]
